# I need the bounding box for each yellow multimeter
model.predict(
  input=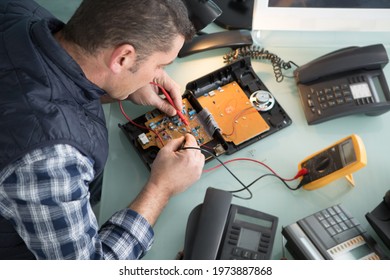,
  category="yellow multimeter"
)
[298,134,367,190]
